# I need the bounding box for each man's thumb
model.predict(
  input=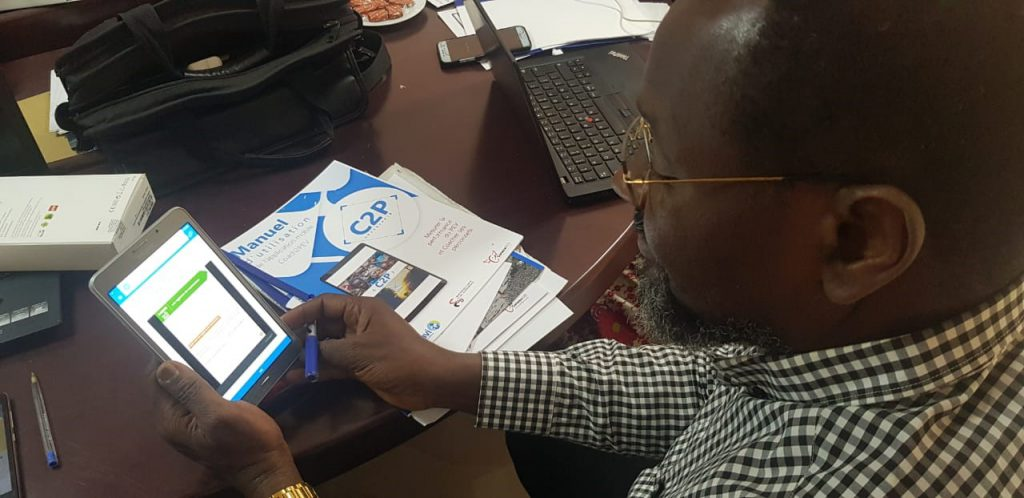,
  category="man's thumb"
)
[156,361,223,413]
[319,339,358,379]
